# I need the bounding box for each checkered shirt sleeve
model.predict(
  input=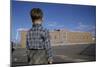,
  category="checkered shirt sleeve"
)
[43,30,53,61]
